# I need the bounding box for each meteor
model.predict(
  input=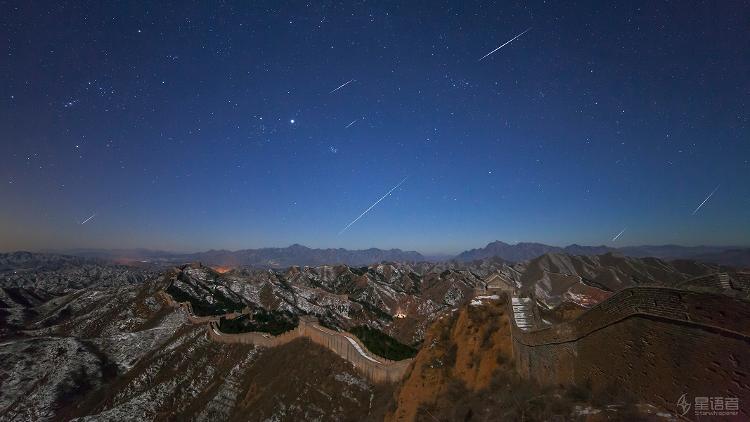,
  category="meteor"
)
[80,213,96,225]
[339,177,408,234]
[329,79,354,94]
[478,27,532,61]
[612,228,626,242]
[345,119,358,128]
[692,185,720,215]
